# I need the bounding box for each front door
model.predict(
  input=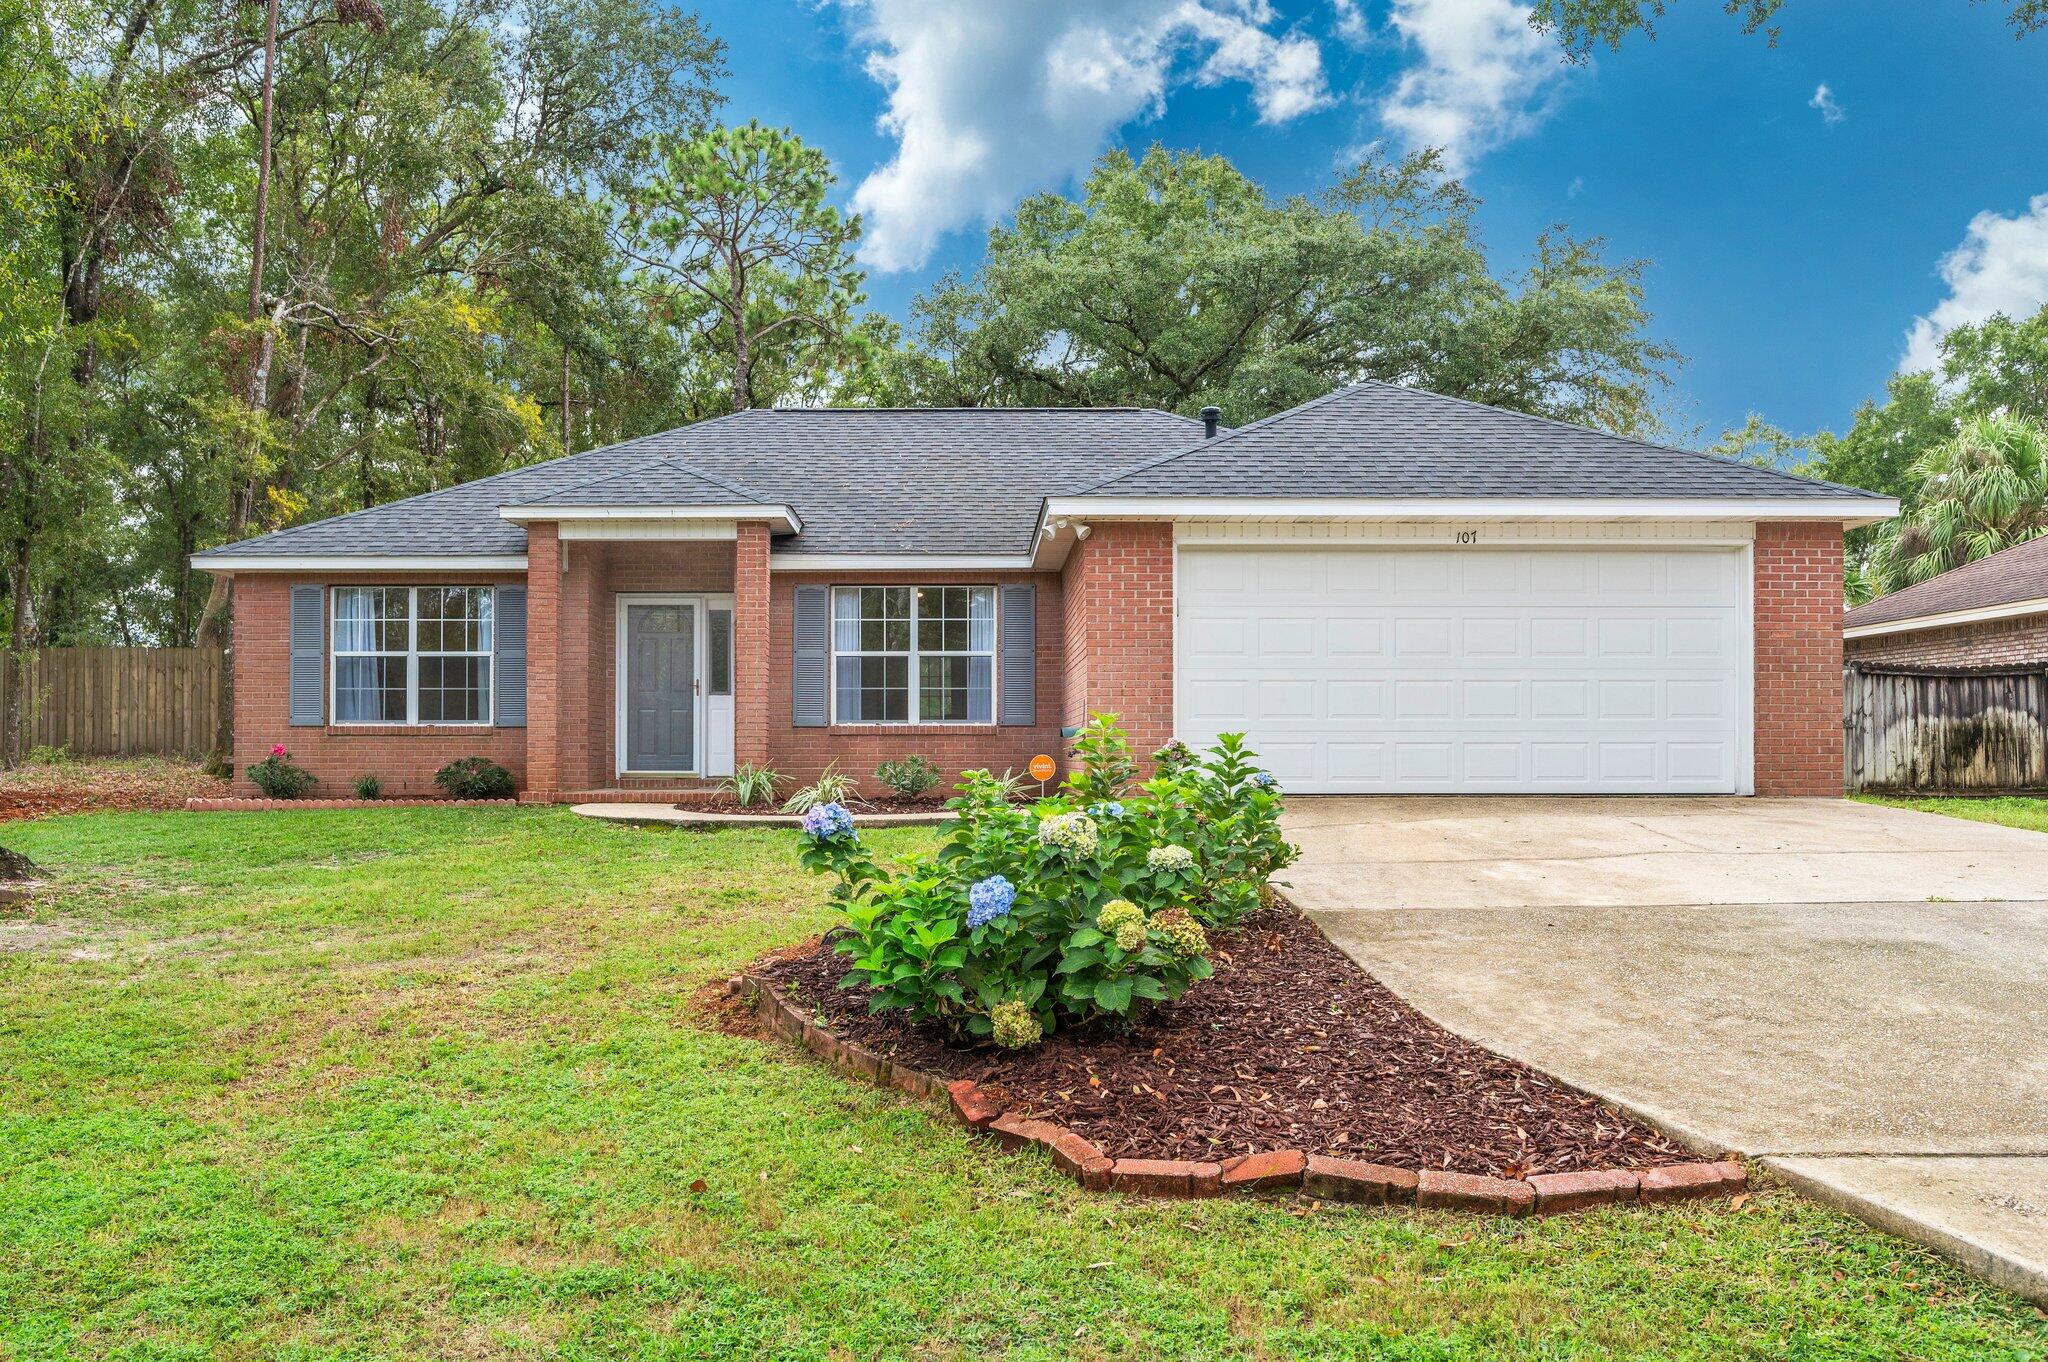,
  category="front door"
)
[625,602,697,773]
